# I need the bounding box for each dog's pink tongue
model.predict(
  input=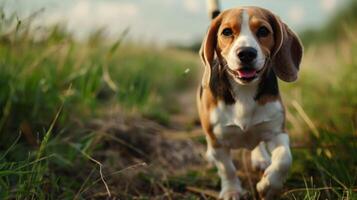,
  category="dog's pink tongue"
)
[237,69,256,78]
